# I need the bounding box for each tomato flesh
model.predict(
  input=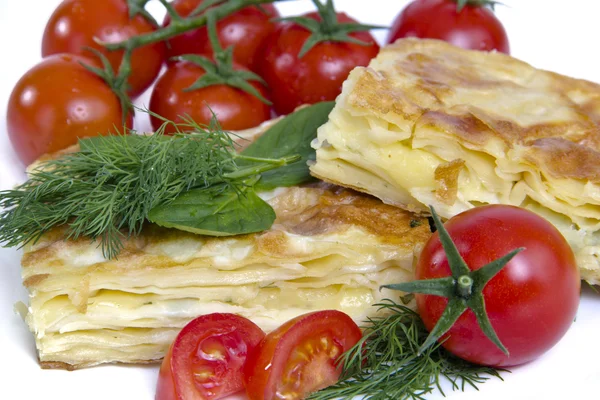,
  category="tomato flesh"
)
[164,0,279,72]
[416,205,580,367]
[149,61,272,133]
[156,313,265,400]
[7,54,130,166]
[42,0,165,97]
[244,310,362,400]
[387,0,509,54]
[259,12,379,115]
